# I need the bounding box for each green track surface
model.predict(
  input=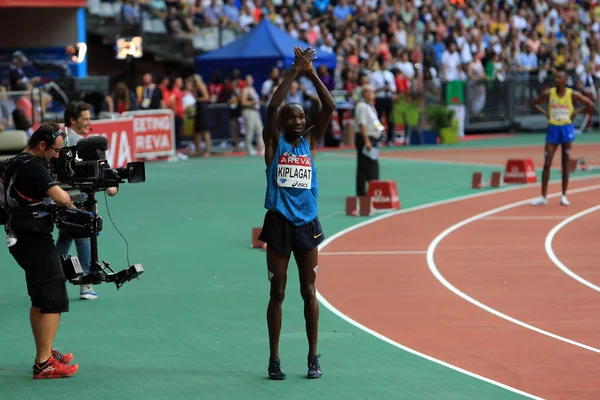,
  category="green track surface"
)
[1,133,599,399]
